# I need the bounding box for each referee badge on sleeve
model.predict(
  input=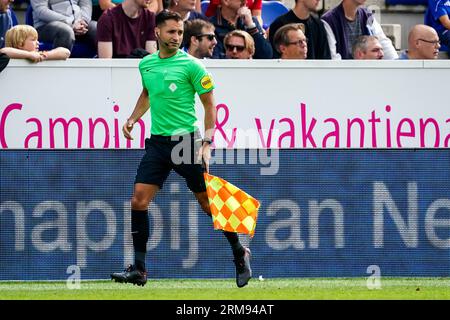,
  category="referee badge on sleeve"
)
[200,75,213,90]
